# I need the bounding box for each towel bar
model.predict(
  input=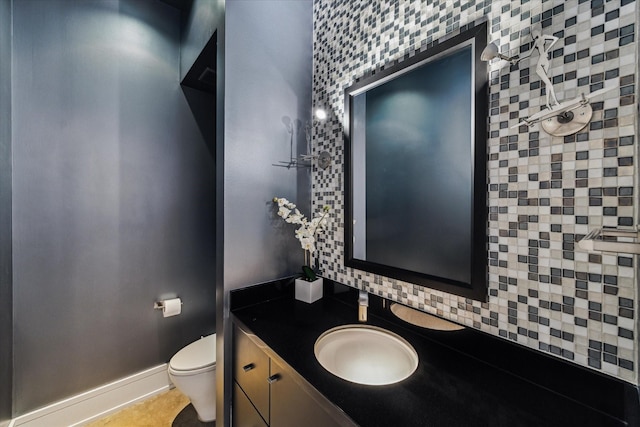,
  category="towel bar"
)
[577,227,640,255]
